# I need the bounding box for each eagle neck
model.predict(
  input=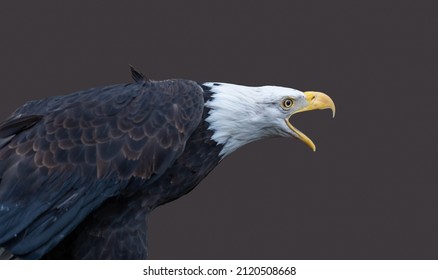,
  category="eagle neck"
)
[202,82,272,159]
